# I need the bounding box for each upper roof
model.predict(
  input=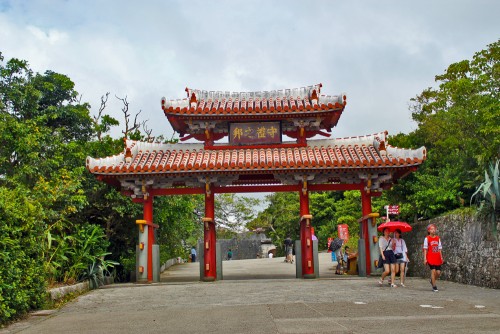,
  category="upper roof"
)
[86,131,425,177]
[161,83,346,117]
